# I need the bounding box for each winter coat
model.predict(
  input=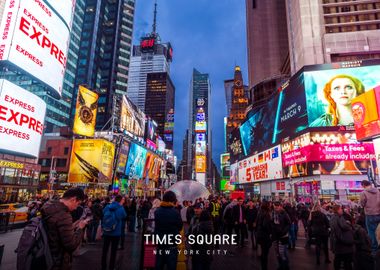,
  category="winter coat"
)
[154,202,183,248]
[310,211,329,237]
[102,201,127,237]
[271,210,291,241]
[41,200,83,269]
[360,187,380,216]
[329,214,354,254]
[245,207,258,231]
[232,204,246,224]
[189,219,214,260]
[256,211,272,245]
[91,203,103,222]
